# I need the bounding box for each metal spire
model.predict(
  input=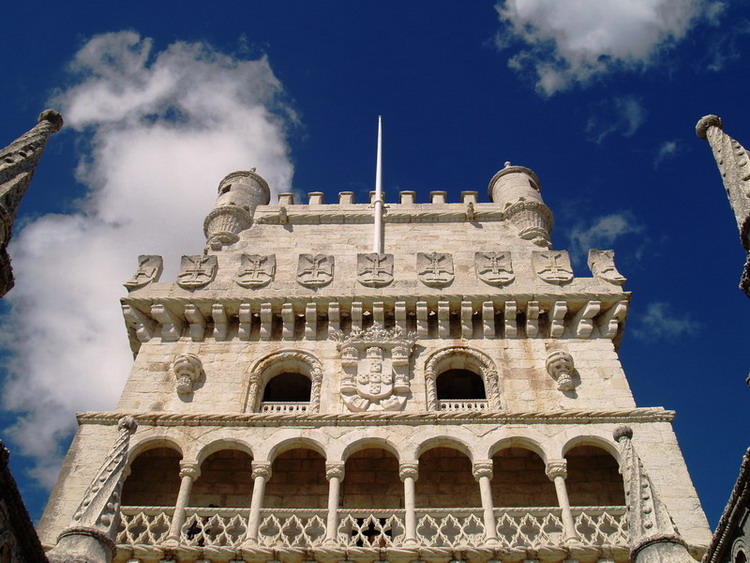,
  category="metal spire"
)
[373,115,384,253]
